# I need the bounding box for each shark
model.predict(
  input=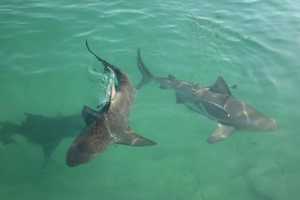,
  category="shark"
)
[66,41,156,167]
[136,49,277,143]
[0,113,84,159]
